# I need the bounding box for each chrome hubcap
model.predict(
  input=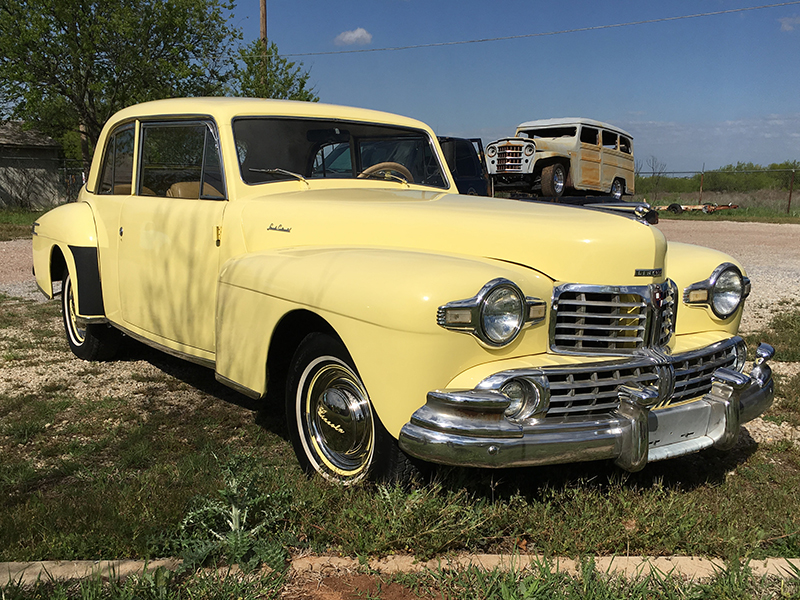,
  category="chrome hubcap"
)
[302,358,374,480]
[553,169,565,194]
